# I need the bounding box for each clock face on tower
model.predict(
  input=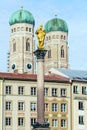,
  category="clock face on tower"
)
[27,63,32,70]
[12,64,16,70]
